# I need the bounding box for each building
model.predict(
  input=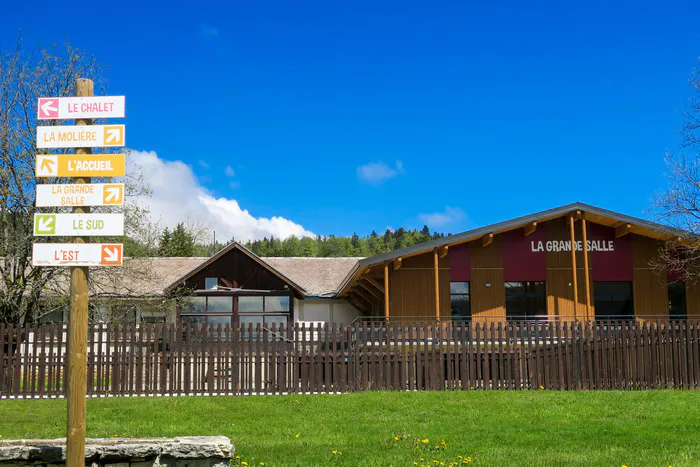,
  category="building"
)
[62,202,696,326]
